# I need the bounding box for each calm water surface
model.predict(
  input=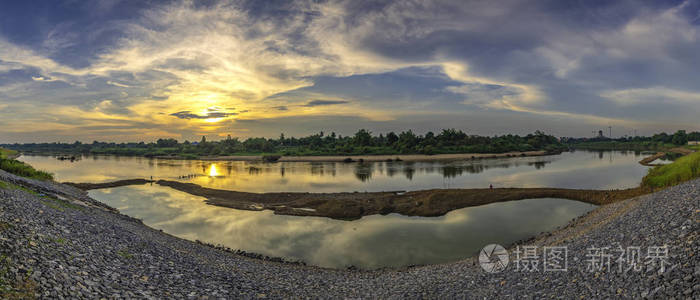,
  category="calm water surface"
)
[19,150,650,268]
[21,150,652,191]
